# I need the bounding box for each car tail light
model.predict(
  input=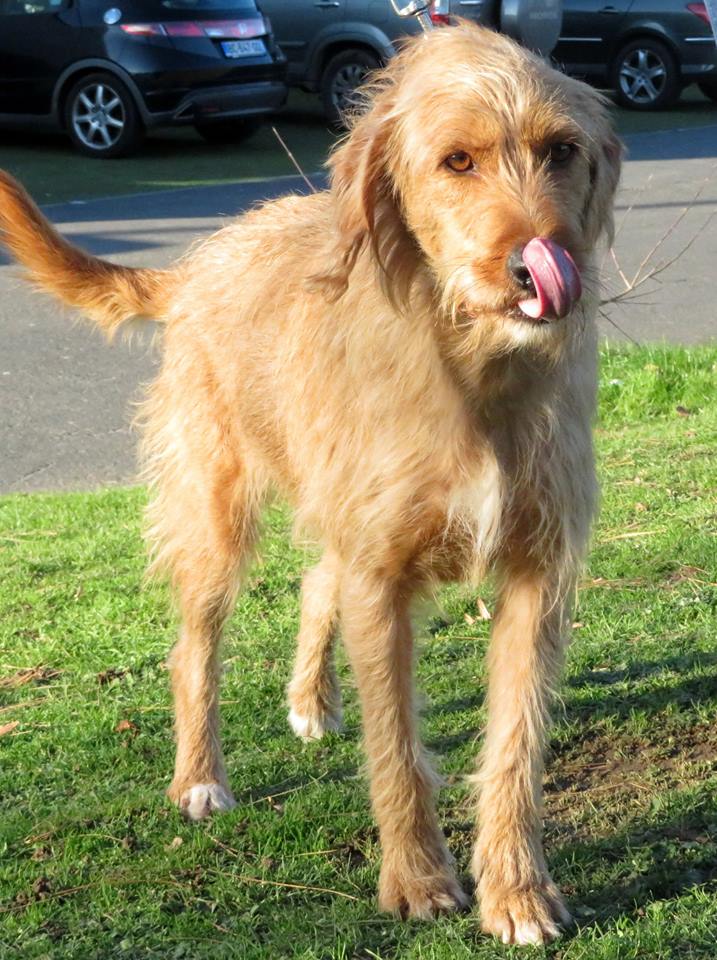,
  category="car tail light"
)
[687,1,711,25]
[202,18,265,38]
[120,23,166,35]
[164,22,204,37]
[430,0,450,25]
[119,18,266,39]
